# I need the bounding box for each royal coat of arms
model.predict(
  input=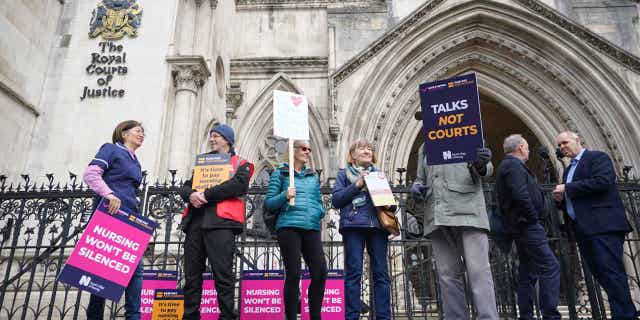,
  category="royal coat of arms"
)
[89,0,142,40]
